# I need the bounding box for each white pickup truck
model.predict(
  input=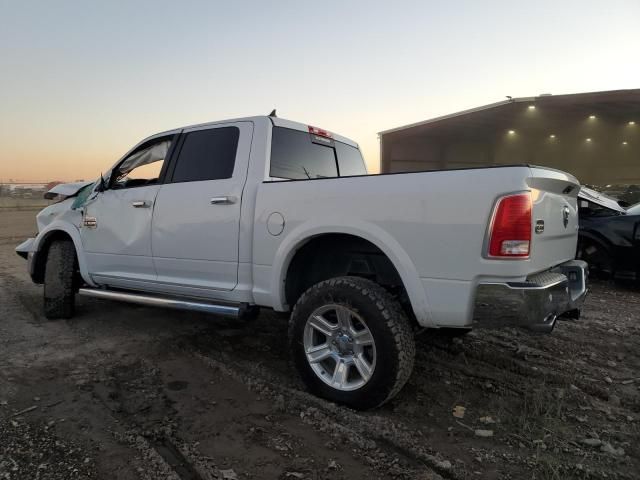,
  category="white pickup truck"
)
[16,114,587,409]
